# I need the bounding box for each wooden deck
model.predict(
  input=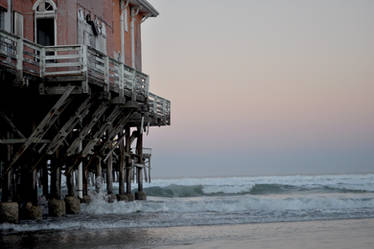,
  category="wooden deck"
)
[0,30,170,126]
